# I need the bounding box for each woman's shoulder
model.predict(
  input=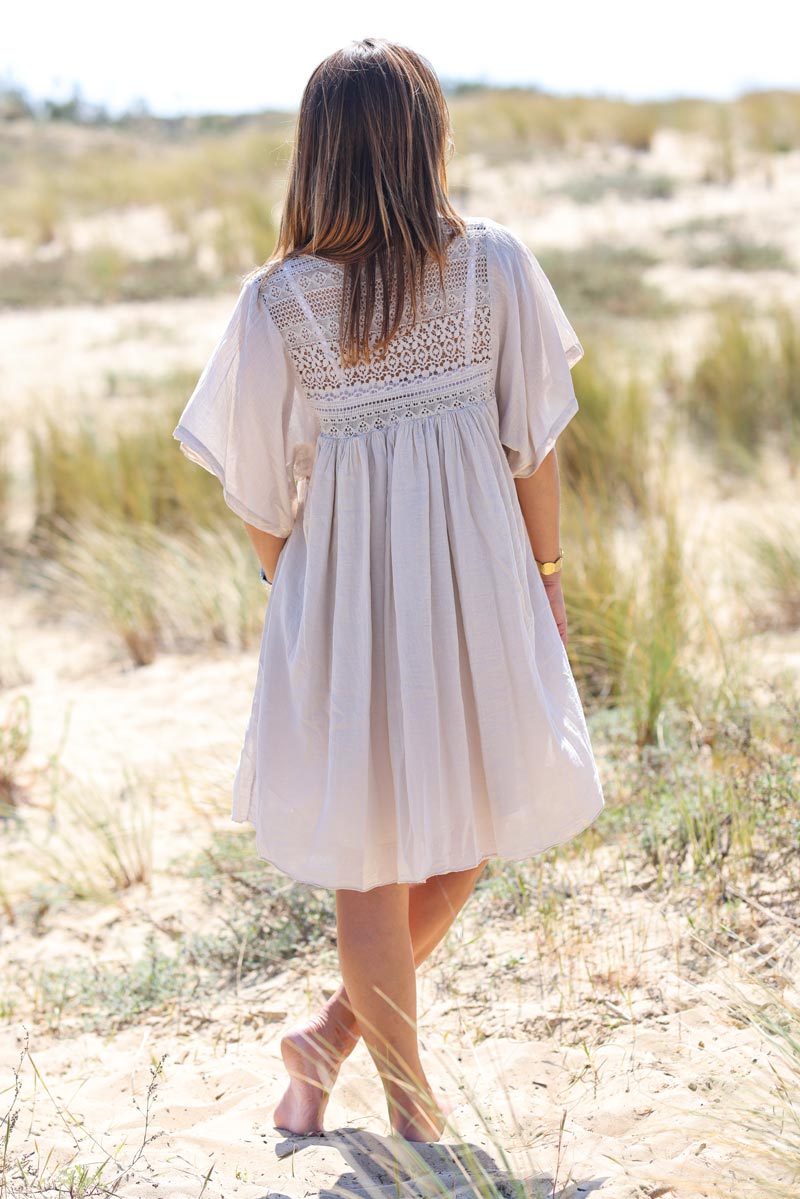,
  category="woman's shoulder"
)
[462,214,531,260]
[457,216,537,282]
[242,253,342,317]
